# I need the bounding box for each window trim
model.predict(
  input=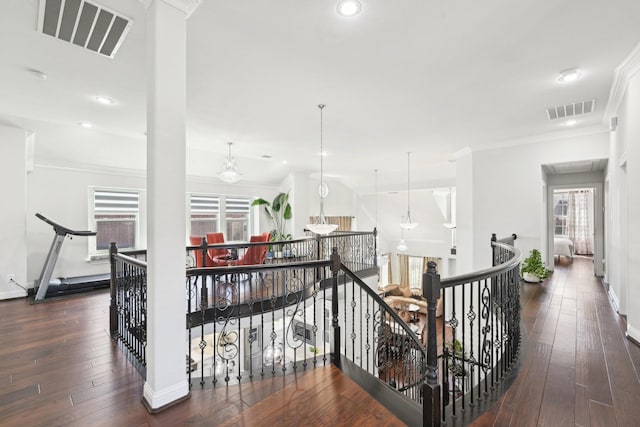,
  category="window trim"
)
[88,187,145,258]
